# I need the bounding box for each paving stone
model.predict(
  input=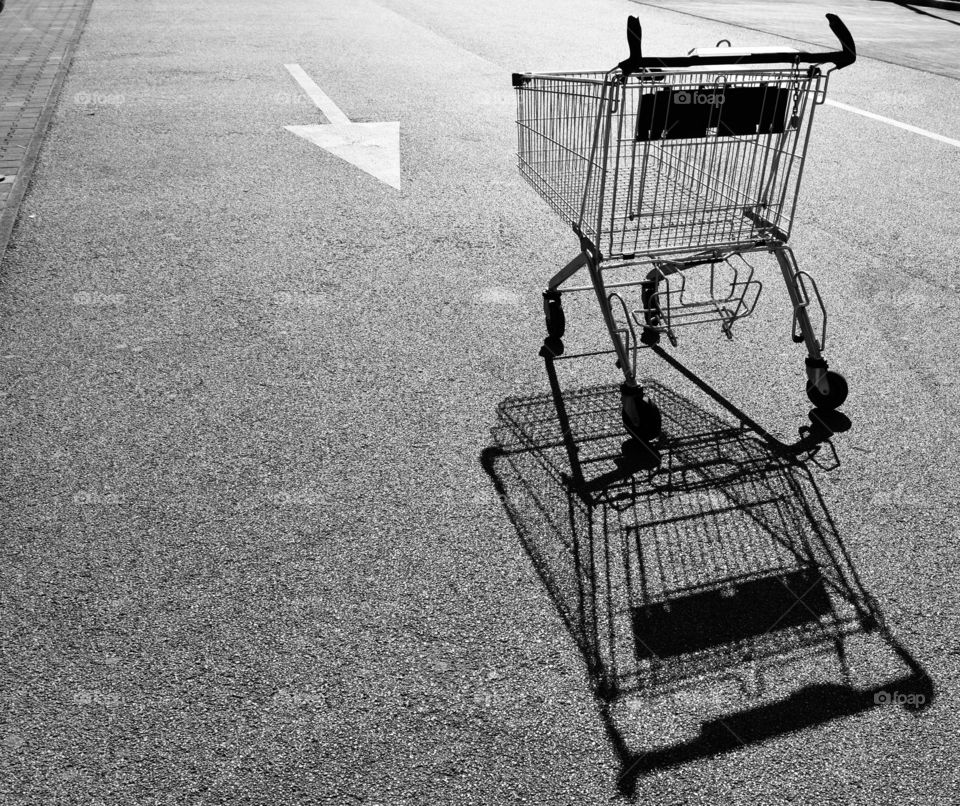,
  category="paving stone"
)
[0,0,93,259]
